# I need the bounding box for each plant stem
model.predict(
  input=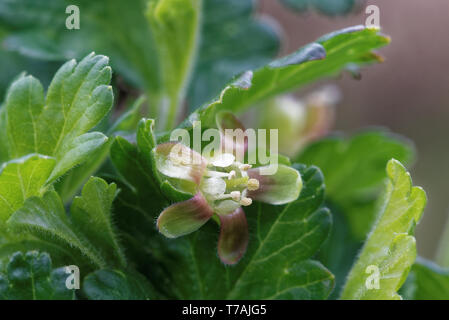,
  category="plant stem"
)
[164,94,181,131]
